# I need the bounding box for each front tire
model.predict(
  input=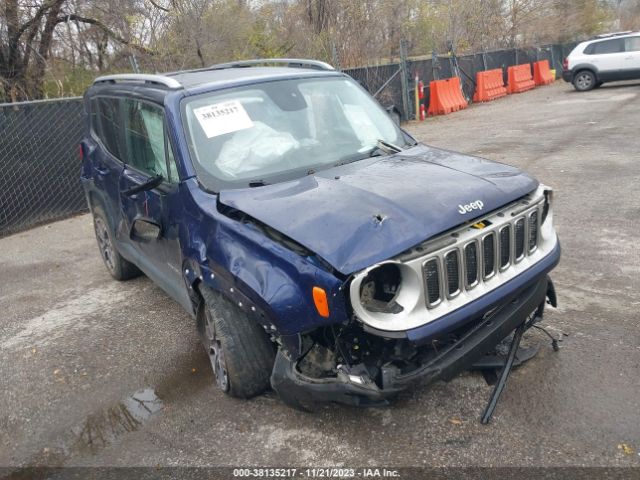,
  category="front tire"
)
[199,288,275,398]
[573,70,596,91]
[92,205,141,281]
